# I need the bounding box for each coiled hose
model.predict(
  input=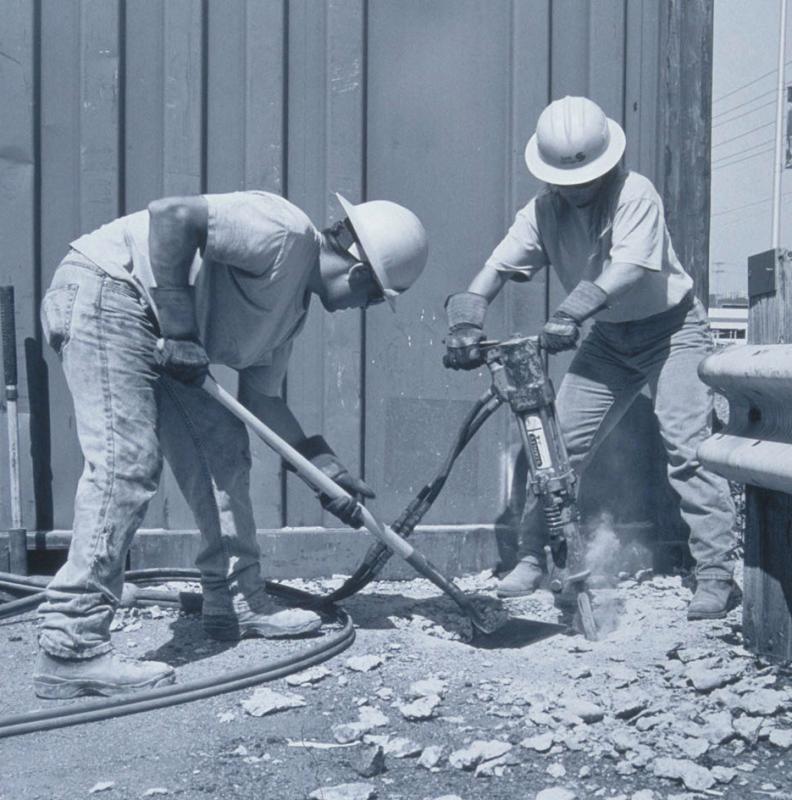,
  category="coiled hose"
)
[0,390,501,739]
